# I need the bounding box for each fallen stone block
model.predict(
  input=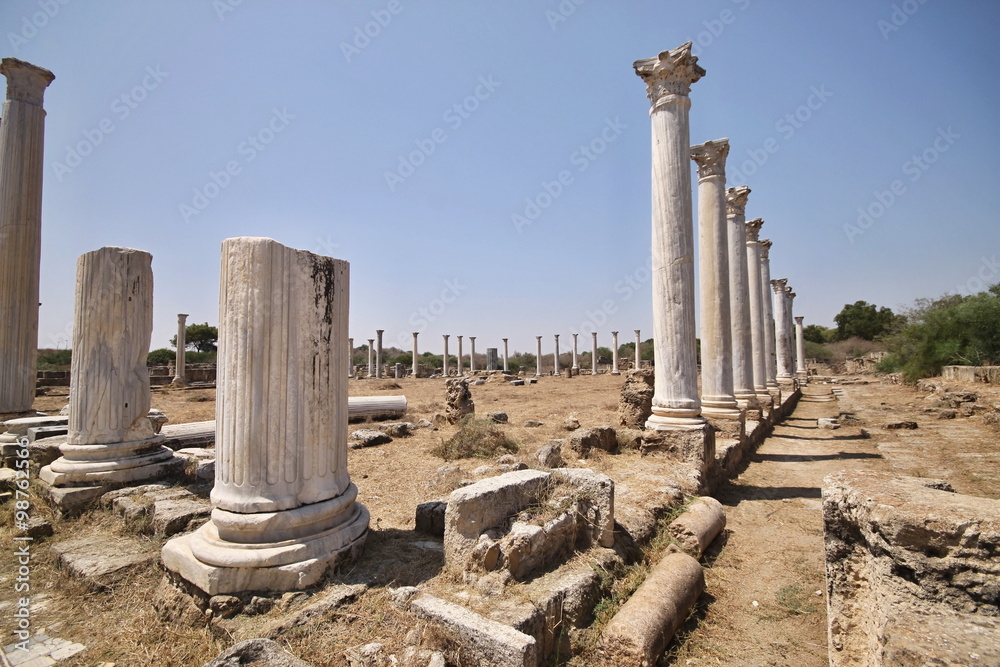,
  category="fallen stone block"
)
[415,500,446,537]
[568,426,616,457]
[884,420,918,430]
[535,441,564,468]
[378,422,415,437]
[487,412,509,424]
[348,429,392,448]
[666,496,726,558]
